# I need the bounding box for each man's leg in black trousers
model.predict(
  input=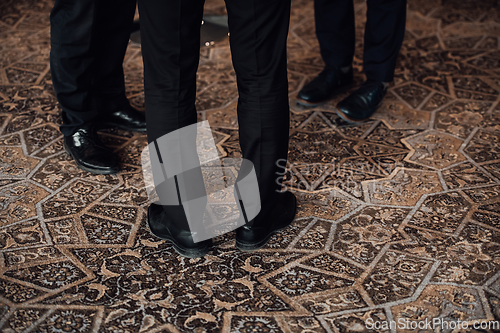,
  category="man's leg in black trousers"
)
[296,0,355,107]
[51,0,137,135]
[225,0,291,214]
[363,0,407,82]
[139,0,204,142]
[89,0,146,133]
[225,0,297,250]
[50,0,100,136]
[335,0,406,123]
[314,0,356,69]
[92,0,137,113]
[139,0,205,206]
[51,0,144,174]
[139,0,213,258]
